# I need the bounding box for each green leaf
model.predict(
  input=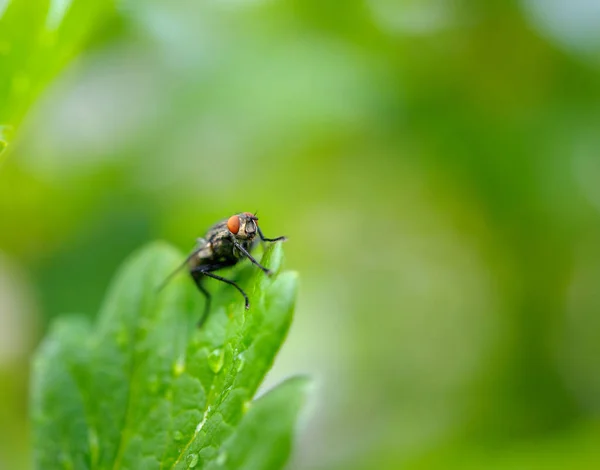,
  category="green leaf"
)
[212,377,311,470]
[31,242,307,470]
[0,0,119,154]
